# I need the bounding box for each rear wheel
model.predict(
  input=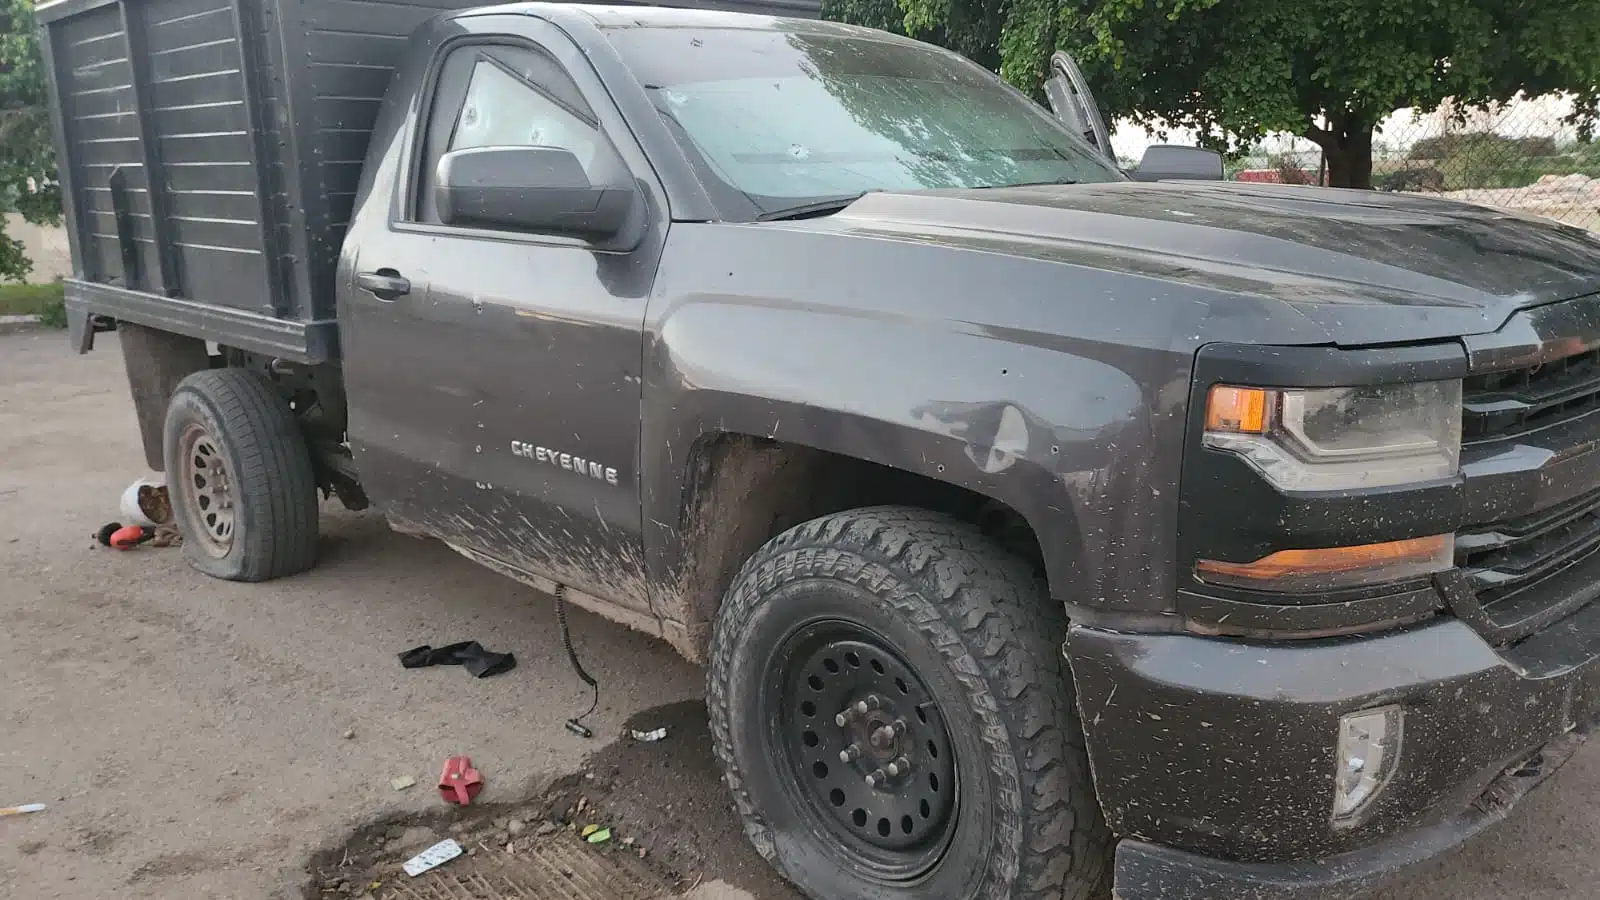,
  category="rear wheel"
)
[708,506,1110,900]
[163,368,319,581]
